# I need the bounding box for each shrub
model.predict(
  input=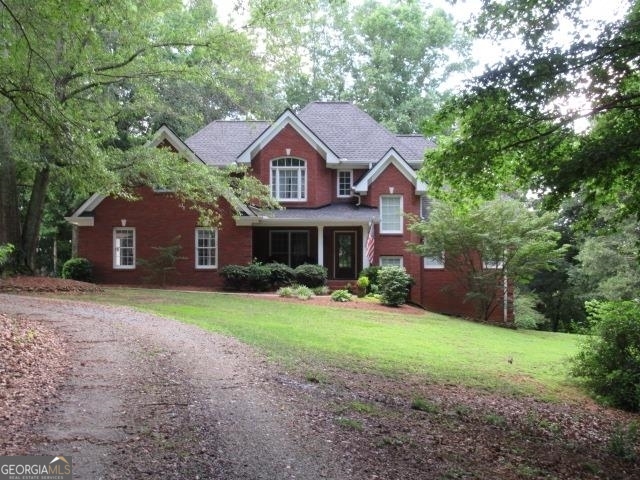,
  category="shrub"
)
[378,266,413,307]
[277,286,295,297]
[0,243,14,266]
[265,262,295,288]
[277,285,314,300]
[359,266,381,286]
[313,285,330,296]
[514,292,548,330]
[356,275,370,296]
[294,263,327,288]
[61,257,93,282]
[571,300,640,411]
[220,264,249,290]
[294,285,314,300]
[331,289,352,302]
[245,262,271,291]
